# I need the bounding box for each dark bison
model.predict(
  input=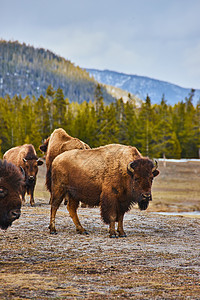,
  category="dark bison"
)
[49,144,159,237]
[0,159,24,229]
[3,144,43,206]
[39,128,90,193]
